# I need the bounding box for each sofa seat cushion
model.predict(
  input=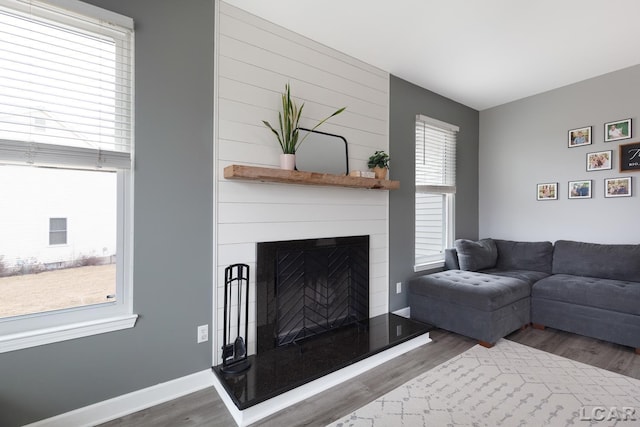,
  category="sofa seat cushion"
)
[409,270,530,312]
[481,269,550,286]
[532,274,640,316]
